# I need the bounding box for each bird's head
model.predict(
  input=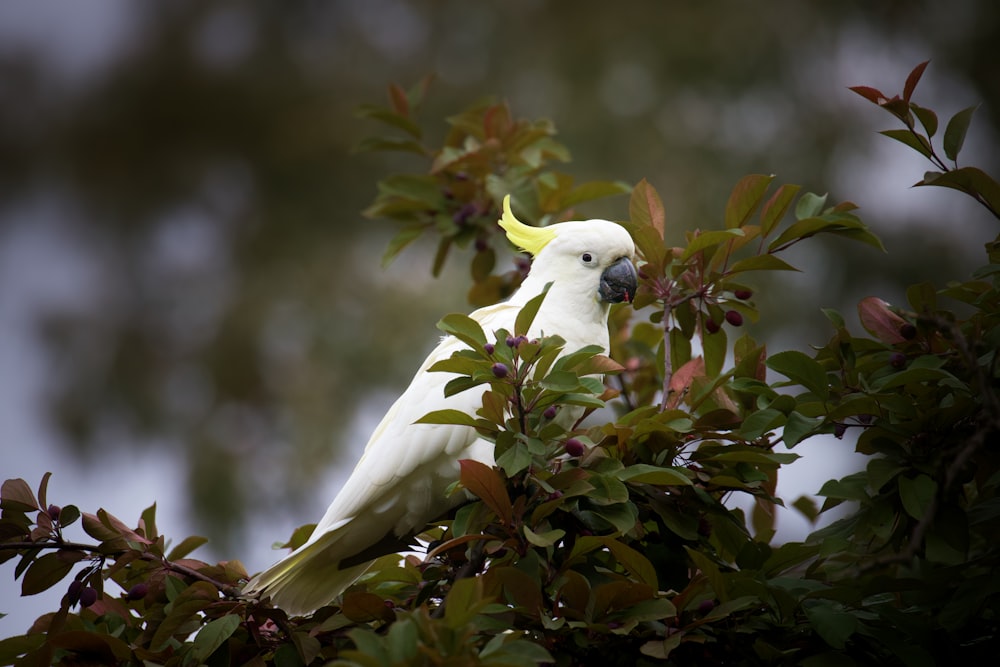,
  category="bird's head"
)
[499,195,637,306]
